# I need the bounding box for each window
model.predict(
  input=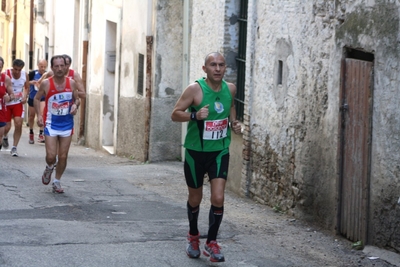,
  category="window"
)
[137,53,144,96]
[37,0,45,17]
[277,60,283,85]
[45,37,49,60]
[235,0,248,121]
